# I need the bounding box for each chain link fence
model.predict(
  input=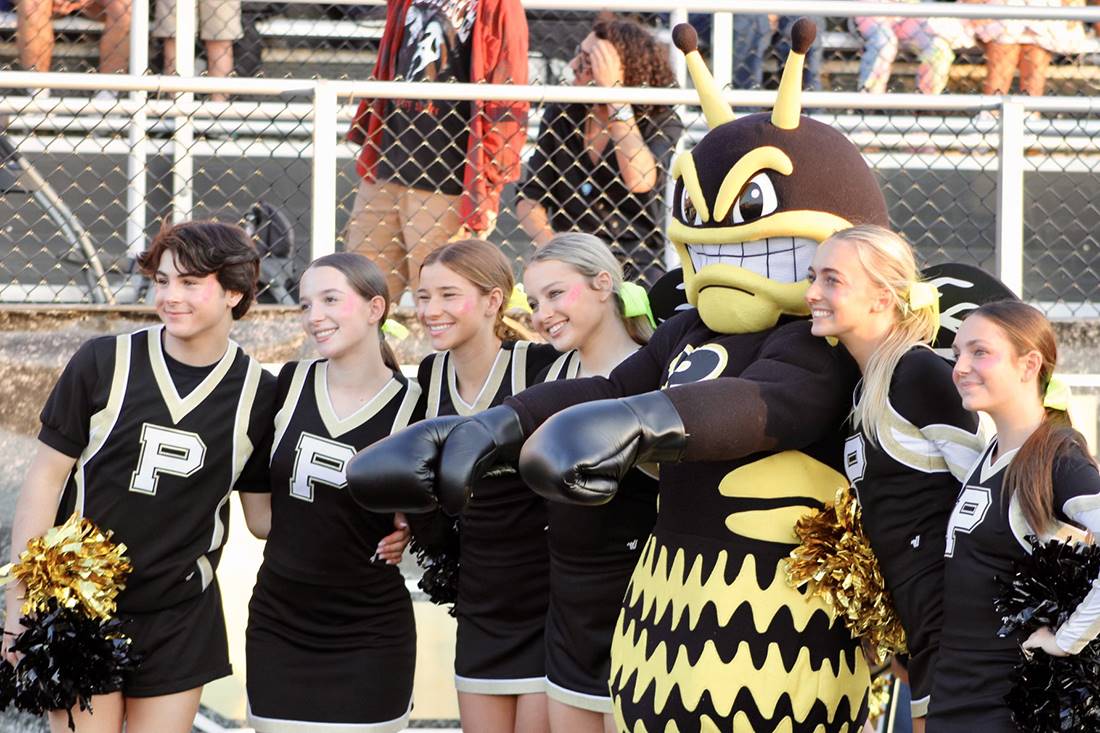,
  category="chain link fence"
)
[1,3,1099,314]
